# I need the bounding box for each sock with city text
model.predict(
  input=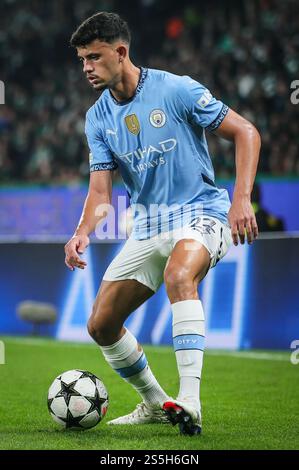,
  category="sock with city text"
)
[171,299,205,408]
